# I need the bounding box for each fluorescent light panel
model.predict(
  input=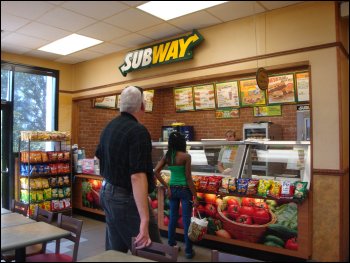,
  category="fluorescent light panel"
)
[38,34,103,55]
[137,1,228,21]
